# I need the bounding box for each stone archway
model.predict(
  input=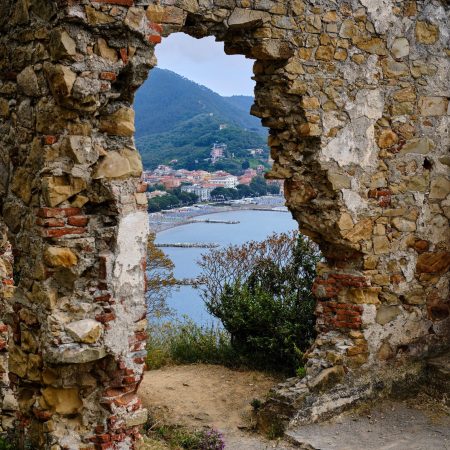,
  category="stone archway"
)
[0,0,449,448]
